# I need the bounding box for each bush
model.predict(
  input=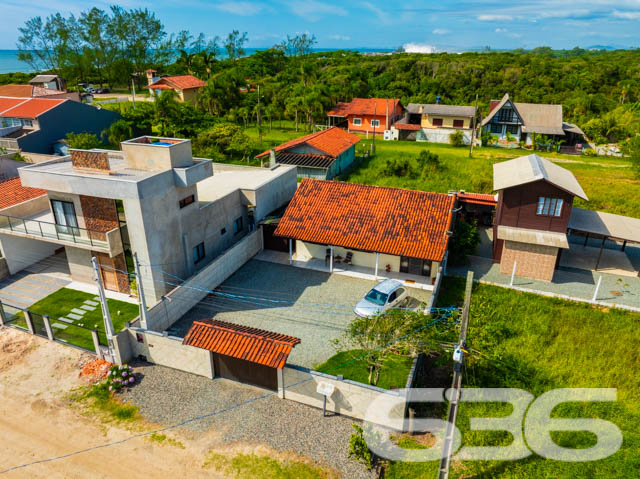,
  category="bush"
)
[416,149,440,174]
[582,148,597,157]
[66,131,102,149]
[382,154,416,178]
[449,218,481,266]
[449,130,465,147]
[106,364,137,392]
[348,424,373,468]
